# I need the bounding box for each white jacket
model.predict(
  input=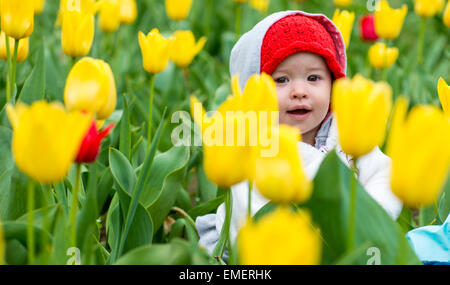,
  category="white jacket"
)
[196,115,403,256]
